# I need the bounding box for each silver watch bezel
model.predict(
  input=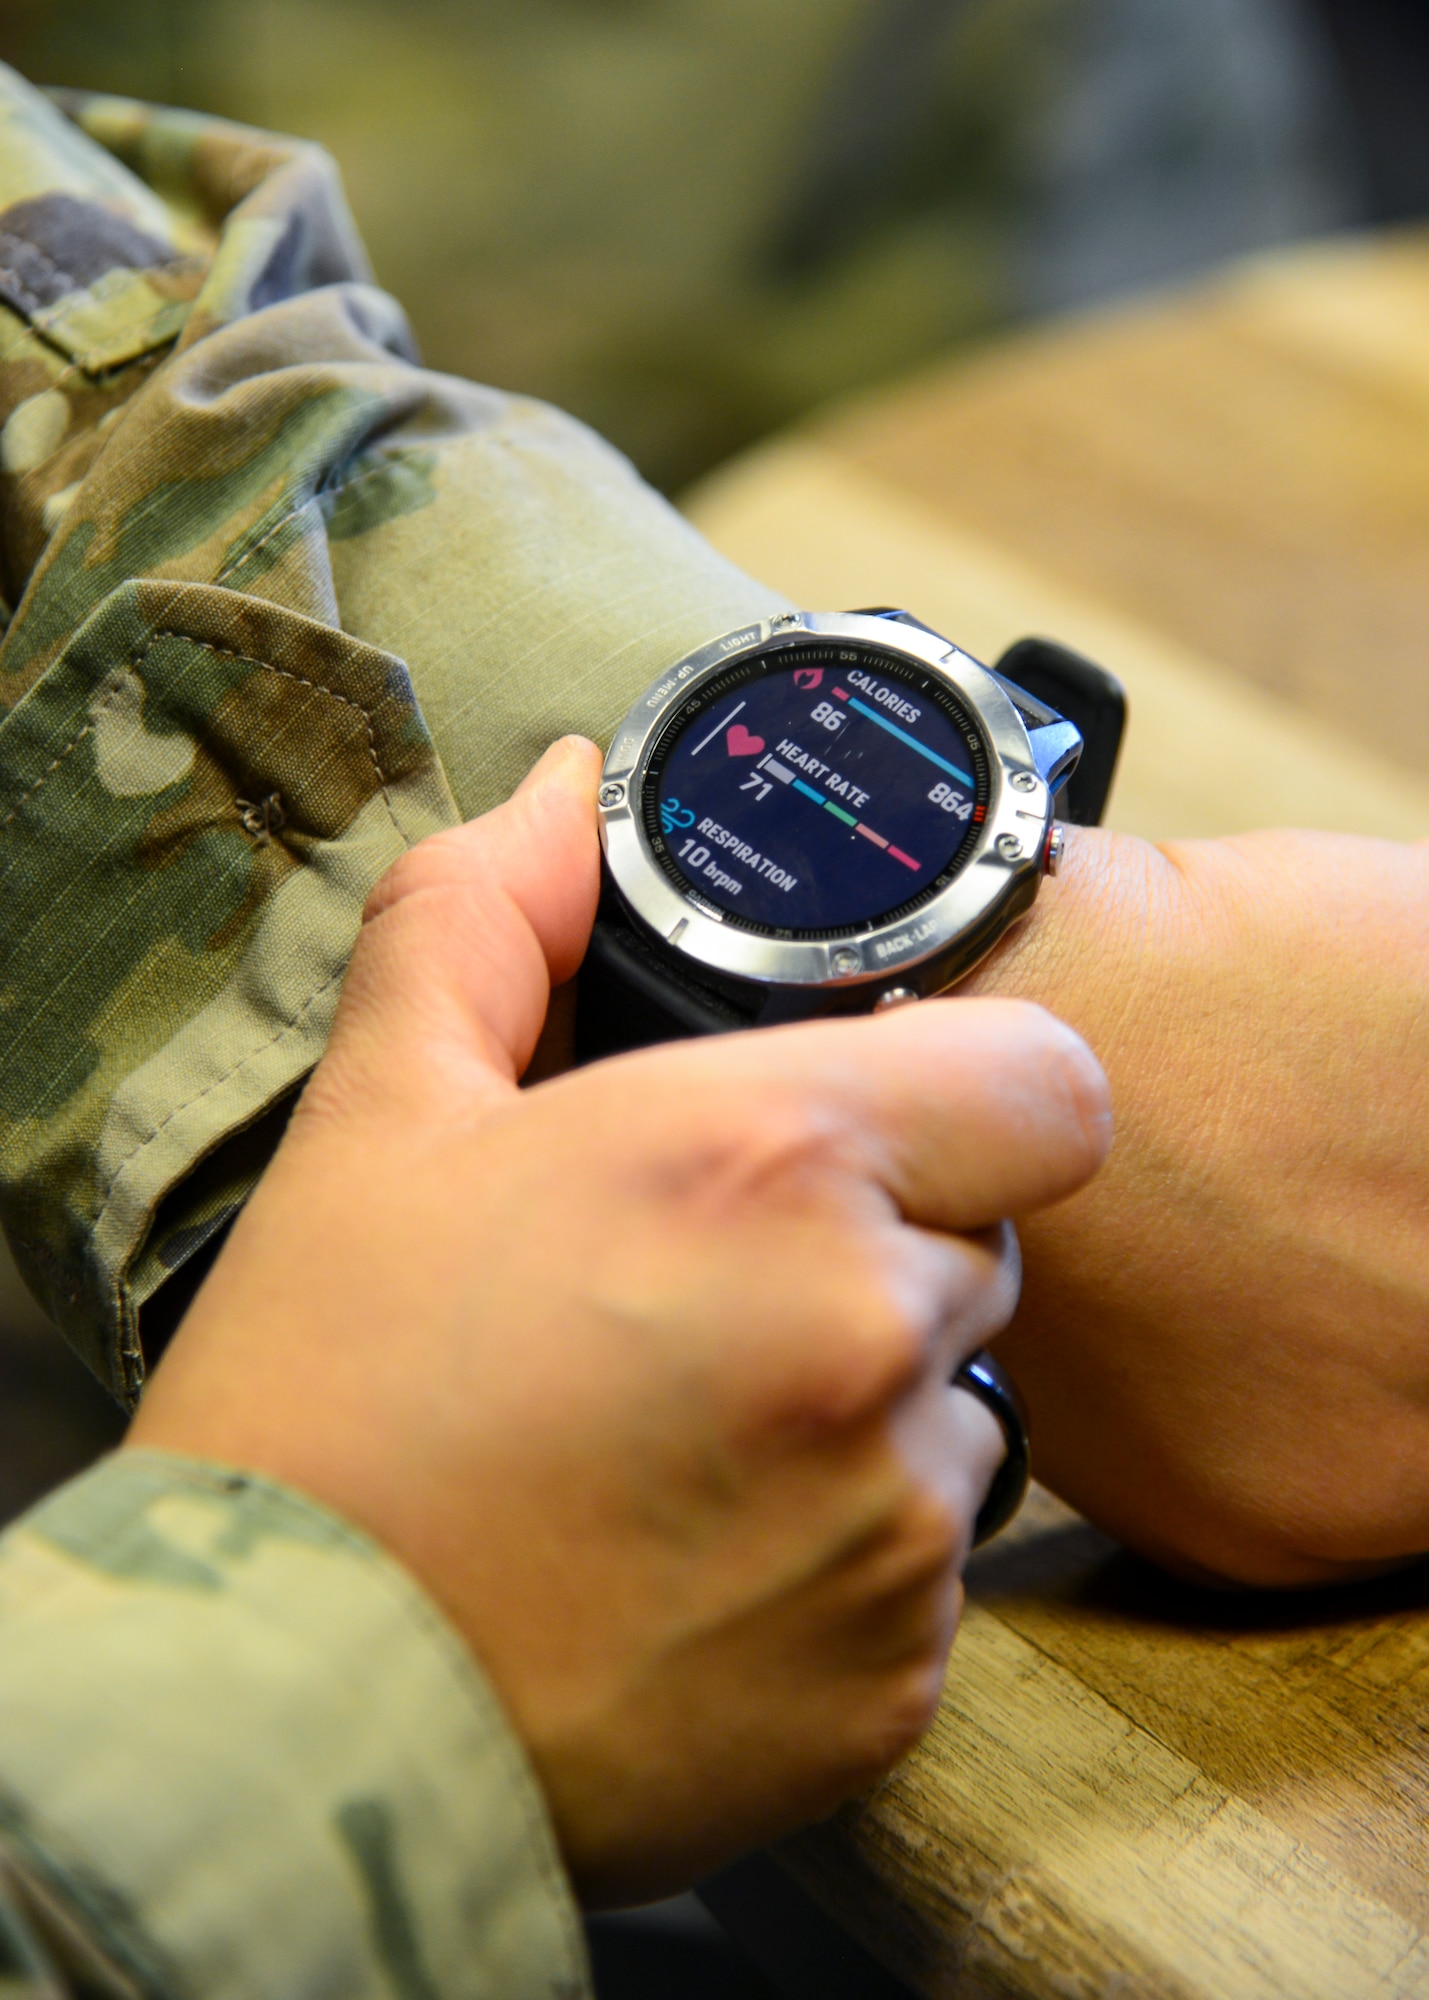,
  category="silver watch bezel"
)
[596,611,1051,993]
